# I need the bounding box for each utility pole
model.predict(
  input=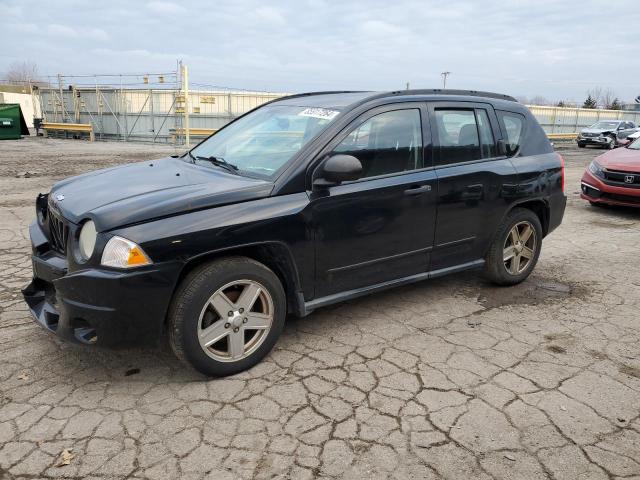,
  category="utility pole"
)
[181,62,190,147]
[441,71,451,89]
